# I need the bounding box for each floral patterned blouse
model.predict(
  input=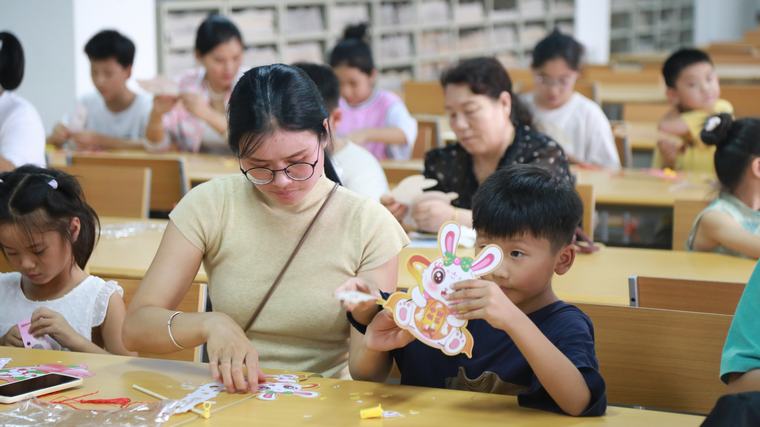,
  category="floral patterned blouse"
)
[424,124,573,209]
